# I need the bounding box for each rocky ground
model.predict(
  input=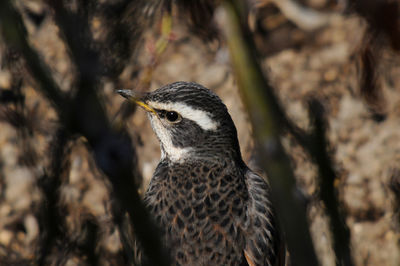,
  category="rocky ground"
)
[0,0,399,265]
